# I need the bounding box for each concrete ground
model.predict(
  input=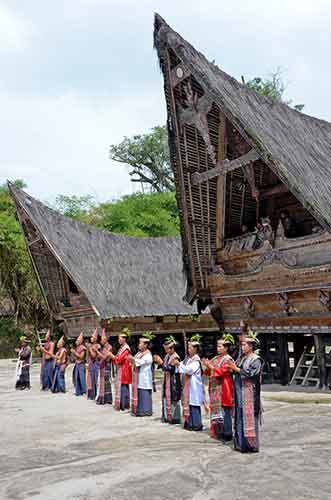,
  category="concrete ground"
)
[0,359,330,500]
